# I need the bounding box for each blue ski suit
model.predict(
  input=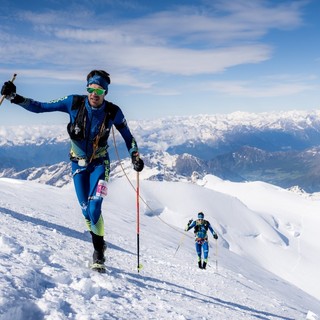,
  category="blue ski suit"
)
[186,219,217,262]
[14,95,139,236]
